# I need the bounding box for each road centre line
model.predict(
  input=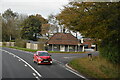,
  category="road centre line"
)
[32,73,40,80]
[25,64,27,67]
[52,59,62,64]
[1,49,42,78]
